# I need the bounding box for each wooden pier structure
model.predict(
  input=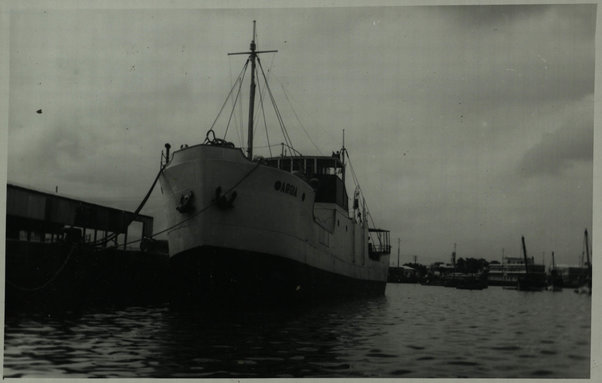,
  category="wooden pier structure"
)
[5,184,169,311]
